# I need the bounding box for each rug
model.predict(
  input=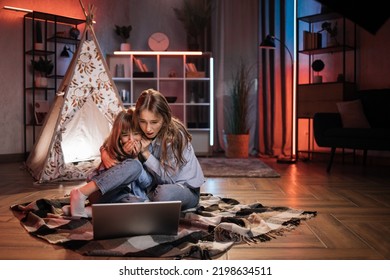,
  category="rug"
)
[10,193,315,259]
[198,157,280,178]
